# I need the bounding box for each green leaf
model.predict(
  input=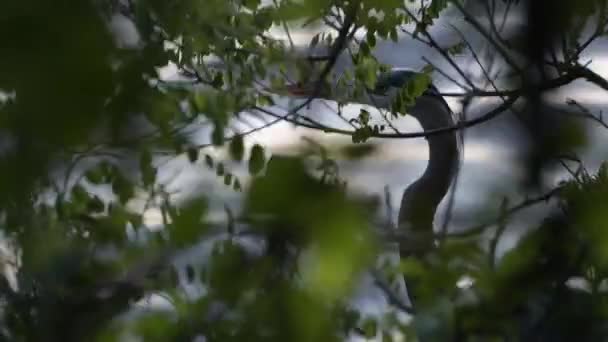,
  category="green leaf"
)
[212,125,224,146]
[170,196,208,247]
[447,42,465,56]
[257,94,275,106]
[216,163,225,176]
[352,126,374,143]
[361,319,378,339]
[229,135,245,161]
[340,143,378,159]
[366,31,376,47]
[87,196,105,213]
[359,109,370,125]
[360,41,371,56]
[224,173,233,186]
[193,92,207,112]
[356,59,378,90]
[248,144,265,175]
[389,27,398,42]
[407,72,432,100]
[233,178,242,192]
[85,167,104,184]
[243,0,261,10]
[204,154,214,168]
[187,147,199,163]
[112,172,134,205]
[392,71,432,113]
[399,258,426,278]
[140,148,156,187]
[71,184,88,203]
[186,264,196,283]
[310,33,320,48]
[211,73,224,88]
[254,8,274,30]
